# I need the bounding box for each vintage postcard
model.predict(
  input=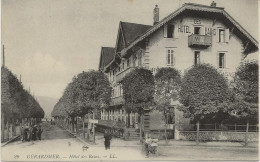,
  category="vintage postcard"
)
[1,0,259,161]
